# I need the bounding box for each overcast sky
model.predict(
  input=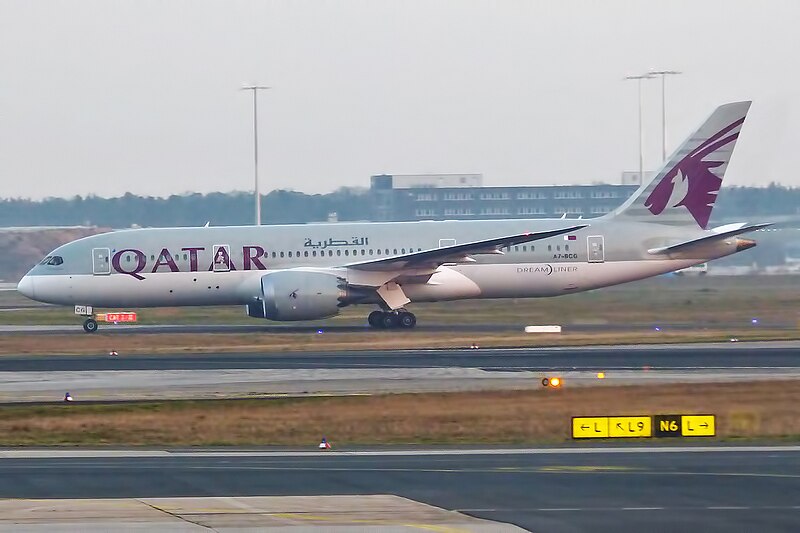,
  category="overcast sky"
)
[1,0,798,199]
